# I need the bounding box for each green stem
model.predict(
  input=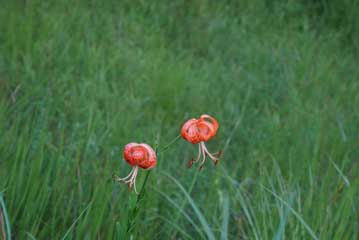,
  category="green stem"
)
[126,145,158,235]
[158,135,181,153]
[125,135,179,237]
[136,171,151,204]
[170,170,199,238]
